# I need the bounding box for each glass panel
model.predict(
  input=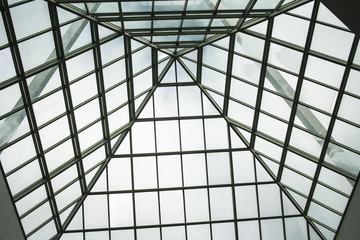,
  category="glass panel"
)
[253,0,281,9]
[7,160,42,195]
[1,135,36,174]
[238,221,260,239]
[235,185,258,218]
[0,84,22,116]
[21,201,52,234]
[162,226,185,240]
[311,23,354,60]
[55,181,81,211]
[258,184,282,217]
[135,192,159,226]
[338,94,360,124]
[101,37,124,64]
[178,86,202,116]
[210,187,233,220]
[131,122,155,153]
[183,154,207,186]
[10,0,51,39]
[154,87,178,117]
[134,156,157,189]
[74,99,101,129]
[0,47,16,83]
[155,120,180,152]
[121,2,152,12]
[185,189,209,222]
[33,90,66,126]
[15,185,47,216]
[268,43,303,73]
[261,219,284,240]
[132,47,151,74]
[230,78,258,106]
[108,158,132,191]
[345,69,360,96]
[66,50,94,80]
[84,195,109,228]
[158,155,182,188]
[19,31,55,71]
[205,118,229,149]
[109,193,133,227]
[273,14,309,47]
[332,119,360,152]
[202,66,226,93]
[305,55,344,88]
[160,190,184,224]
[313,184,348,213]
[207,152,231,184]
[203,45,228,72]
[308,202,341,230]
[232,54,261,84]
[180,120,204,151]
[212,222,236,240]
[187,224,211,240]
[233,151,255,183]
